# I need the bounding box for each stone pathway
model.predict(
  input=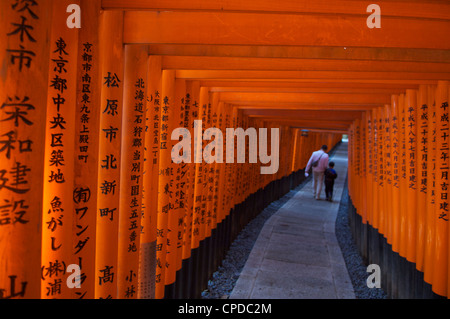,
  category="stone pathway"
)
[230,143,354,299]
